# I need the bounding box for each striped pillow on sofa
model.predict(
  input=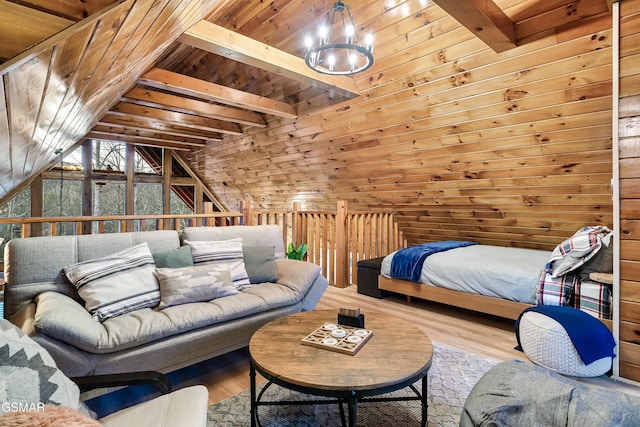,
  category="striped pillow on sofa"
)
[185,238,251,290]
[63,243,160,321]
